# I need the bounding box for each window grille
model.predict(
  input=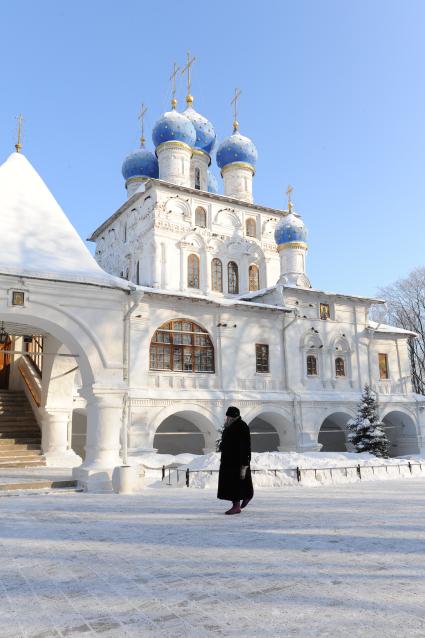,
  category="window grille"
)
[256,344,269,373]
[335,357,345,377]
[228,261,239,294]
[211,258,223,292]
[307,354,318,376]
[249,264,259,291]
[150,320,214,373]
[188,254,200,288]
[195,168,201,190]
